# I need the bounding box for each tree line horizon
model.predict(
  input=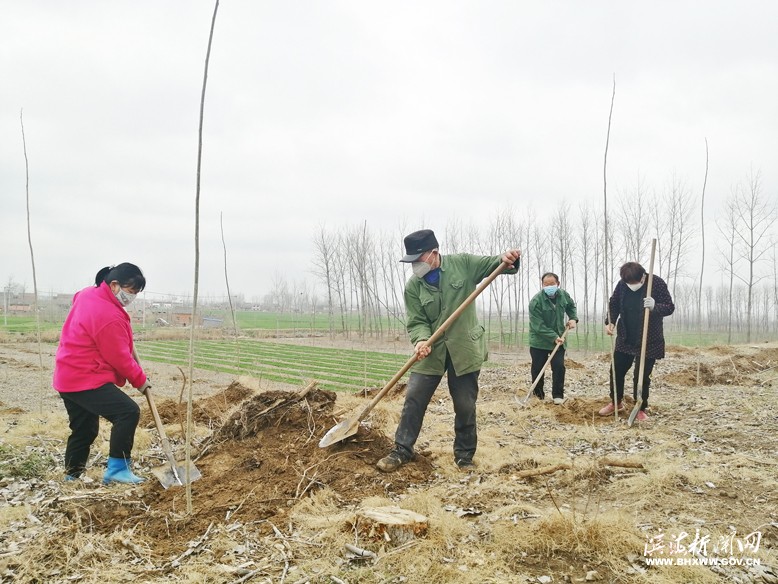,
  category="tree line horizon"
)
[4,170,776,347]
